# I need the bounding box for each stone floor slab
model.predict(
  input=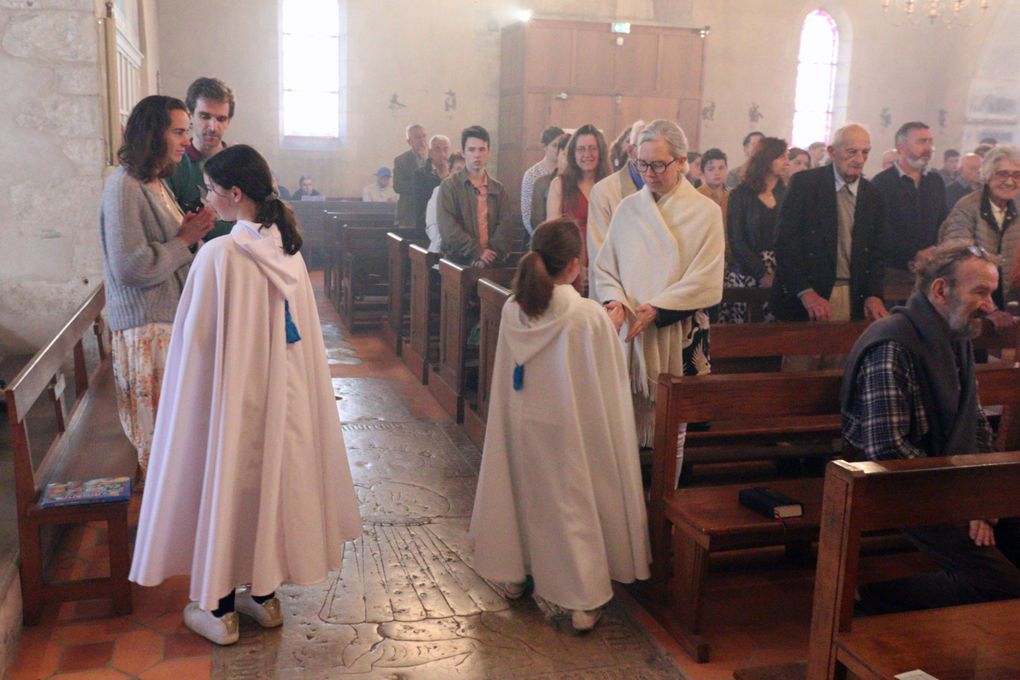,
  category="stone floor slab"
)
[212,373,689,679]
